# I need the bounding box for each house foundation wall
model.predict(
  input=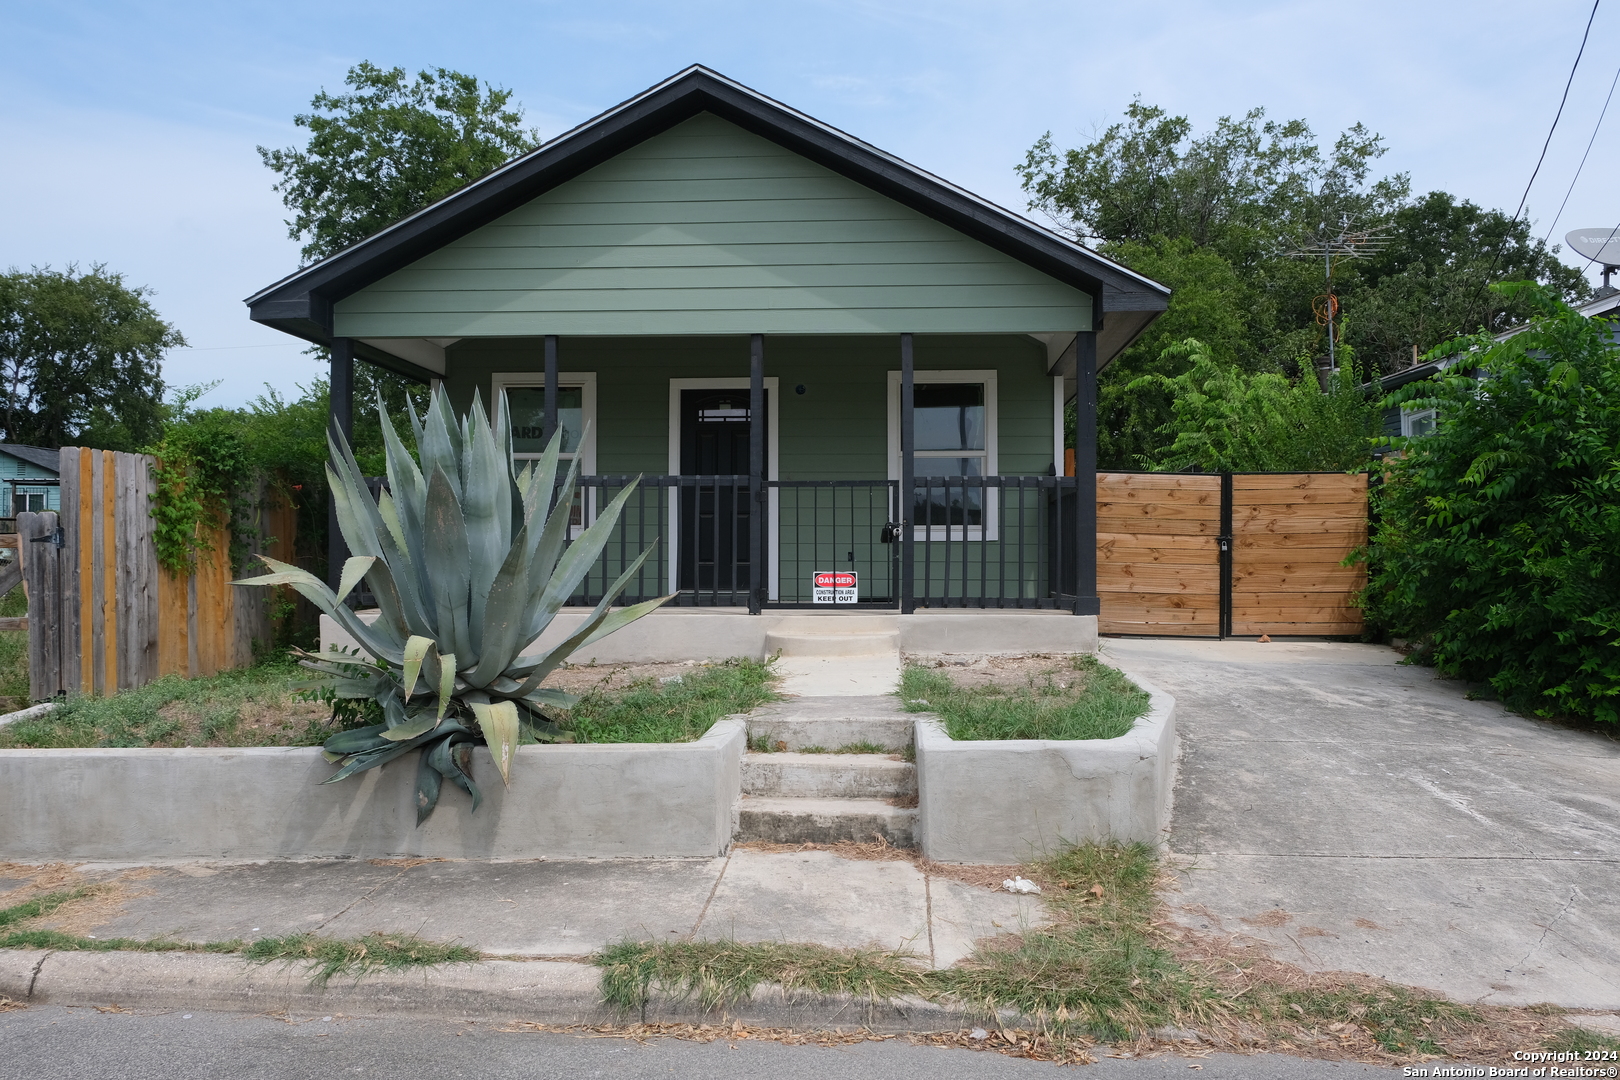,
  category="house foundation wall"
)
[319,610,1099,663]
